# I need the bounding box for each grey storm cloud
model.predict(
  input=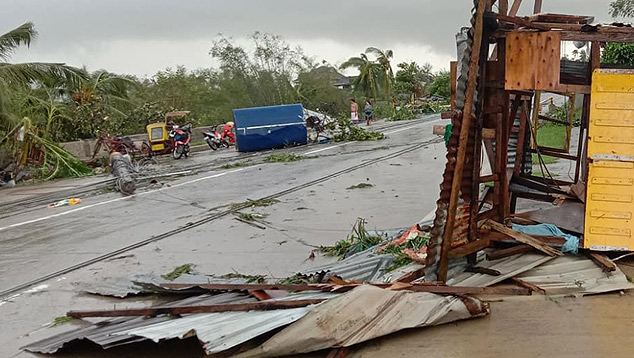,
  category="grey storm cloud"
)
[0,0,616,75]
[3,0,613,51]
